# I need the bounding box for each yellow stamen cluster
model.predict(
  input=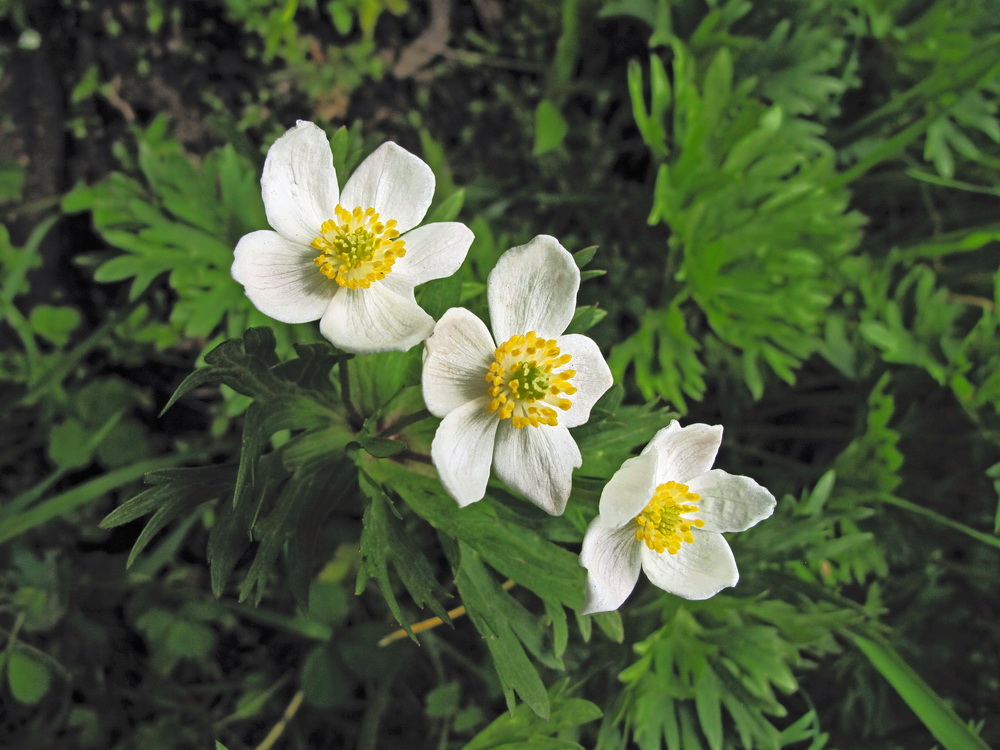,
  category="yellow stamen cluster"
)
[634,481,705,554]
[486,331,577,429]
[311,204,405,289]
